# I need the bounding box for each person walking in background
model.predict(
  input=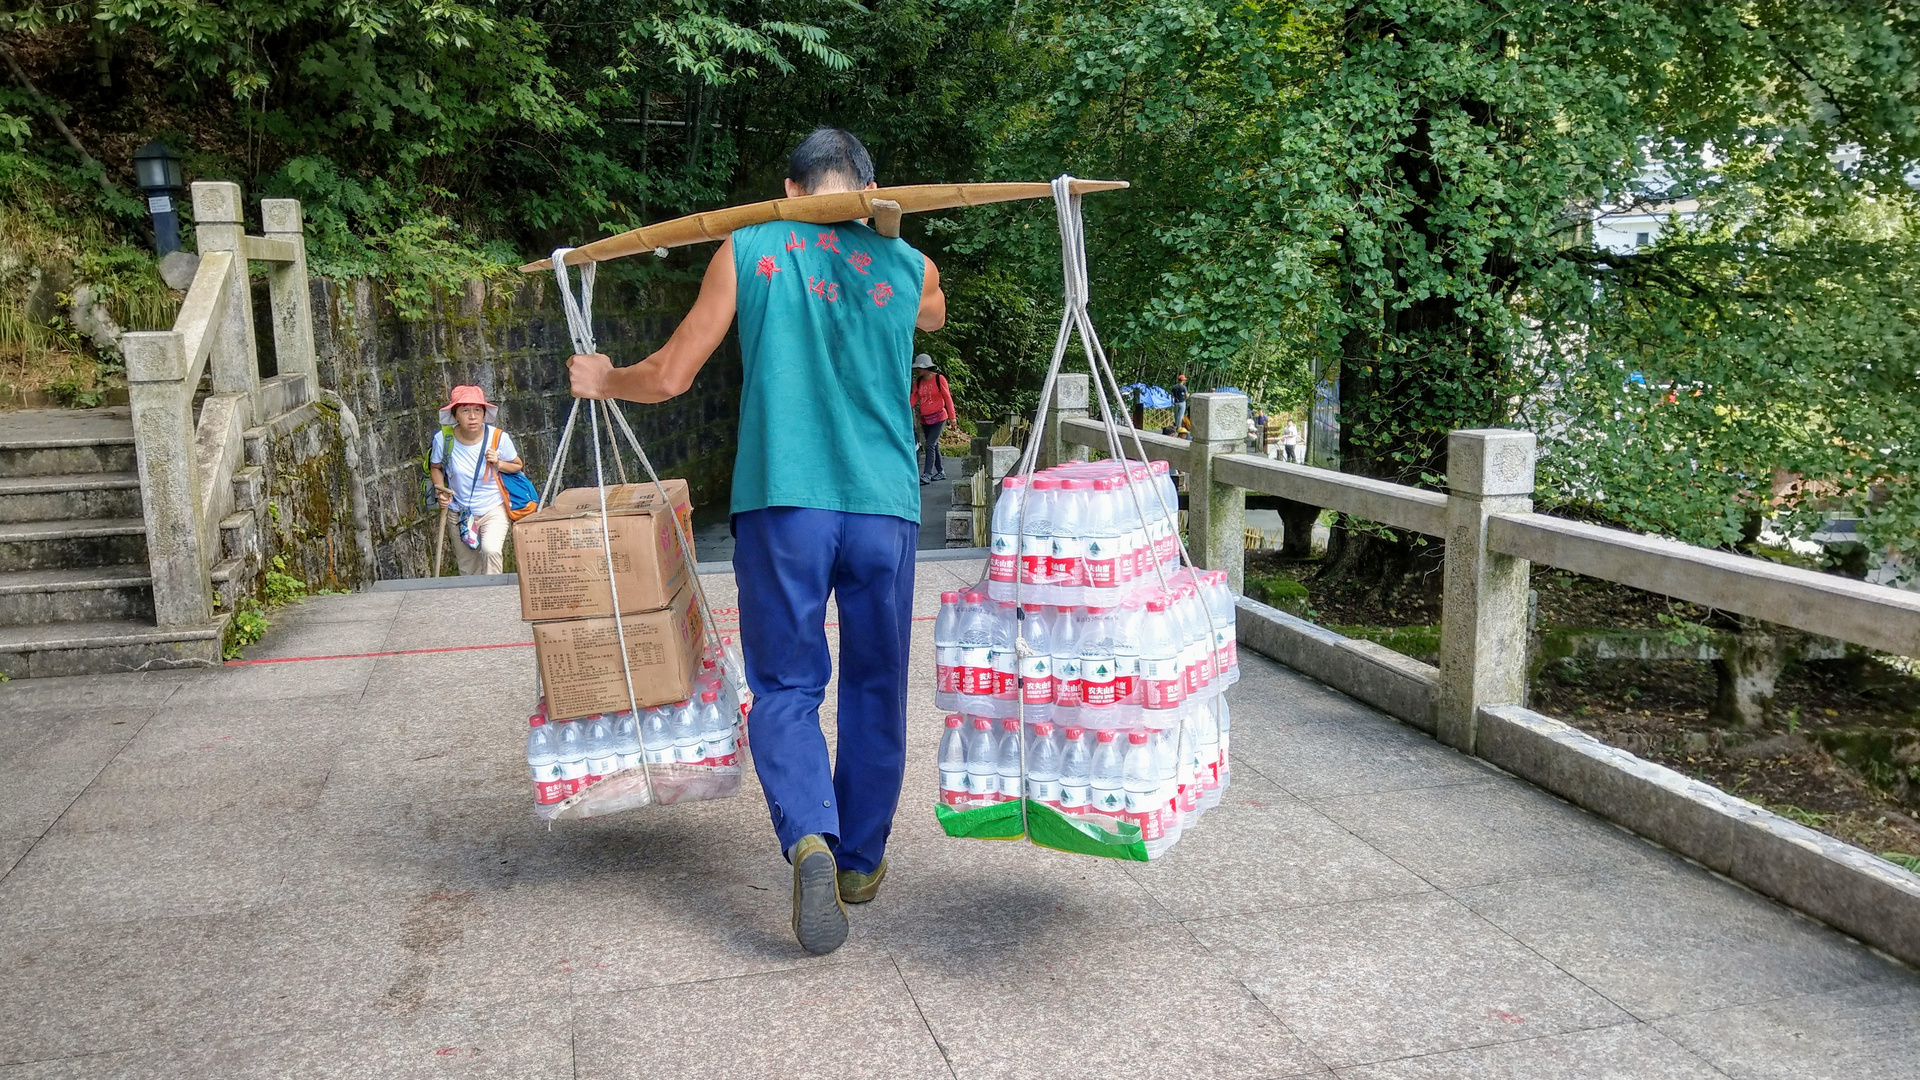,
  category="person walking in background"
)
[1282,418,1303,463]
[910,353,957,484]
[429,385,525,576]
[568,126,946,956]
[1170,373,1189,431]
